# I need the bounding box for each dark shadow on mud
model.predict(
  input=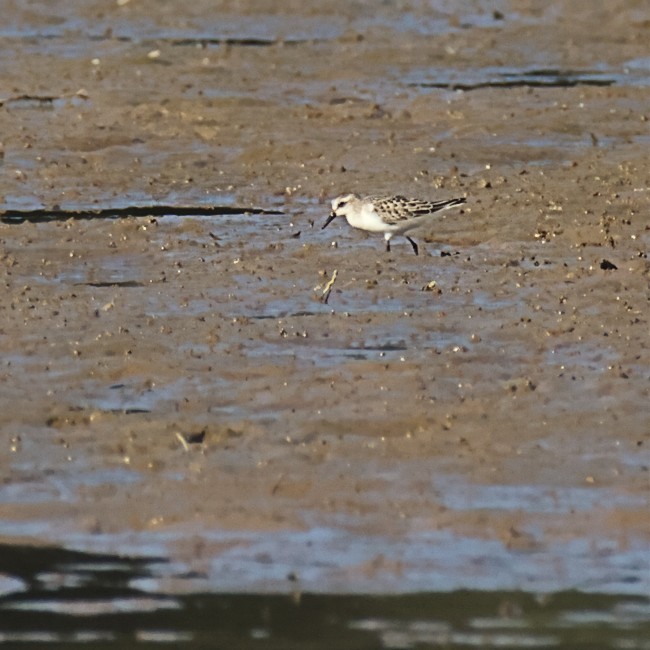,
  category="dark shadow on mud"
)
[413,68,616,90]
[80,281,145,288]
[0,32,312,48]
[0,205,283,224]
